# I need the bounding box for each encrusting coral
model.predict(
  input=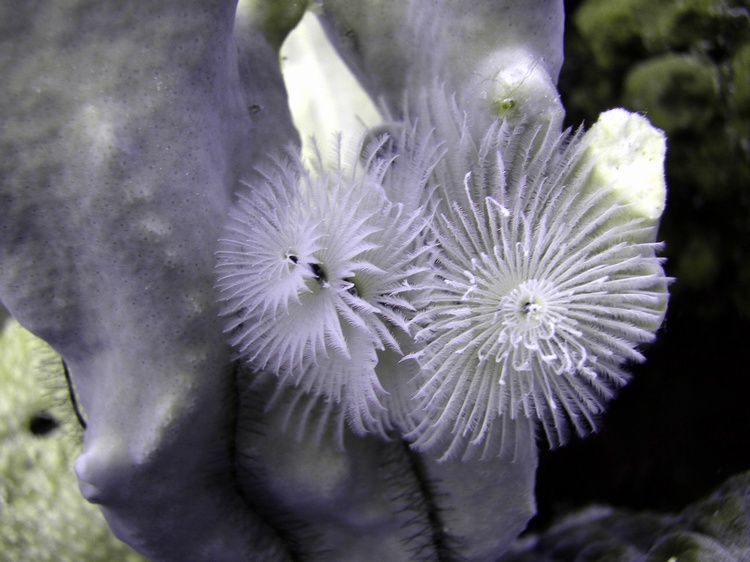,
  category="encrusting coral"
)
[0,0,673,559]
